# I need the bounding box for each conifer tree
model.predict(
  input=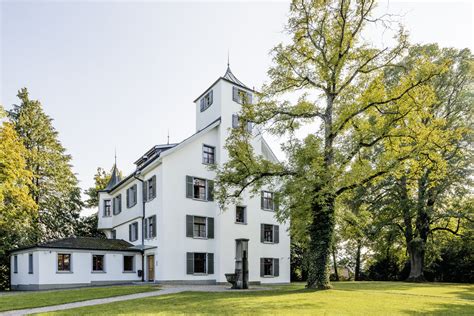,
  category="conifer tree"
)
[8,88,82,241]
